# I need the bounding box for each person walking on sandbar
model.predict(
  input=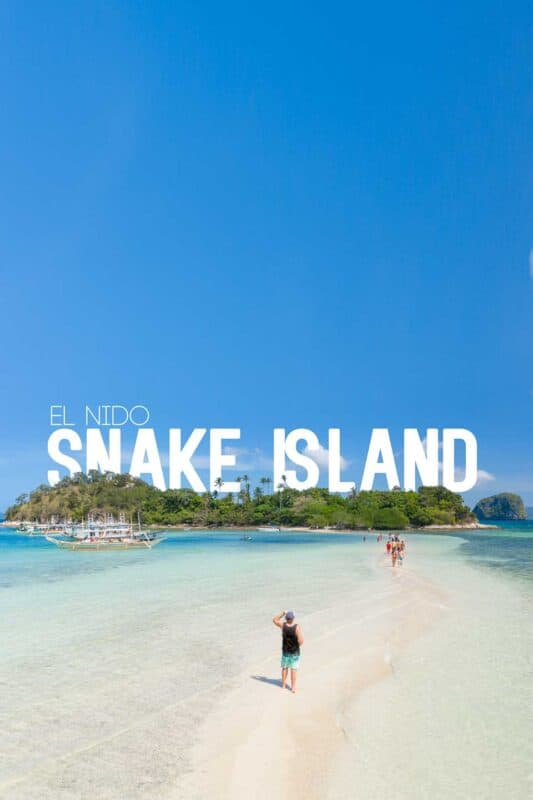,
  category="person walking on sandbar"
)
[272,610,304,693]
